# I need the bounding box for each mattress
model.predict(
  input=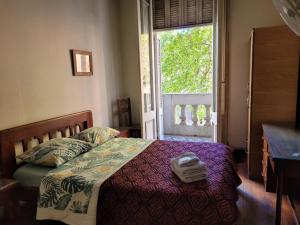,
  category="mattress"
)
[13,163,53,187]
